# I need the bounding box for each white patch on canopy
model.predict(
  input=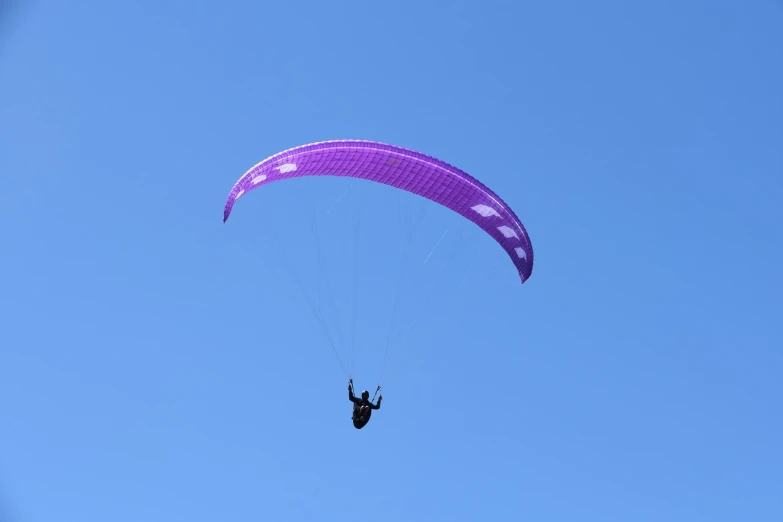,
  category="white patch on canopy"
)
[498,225,519,239]
[276,163,297,173]
[471,204,500,218]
